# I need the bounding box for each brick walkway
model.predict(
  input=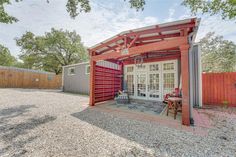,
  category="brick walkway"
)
[95,102,210,136]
